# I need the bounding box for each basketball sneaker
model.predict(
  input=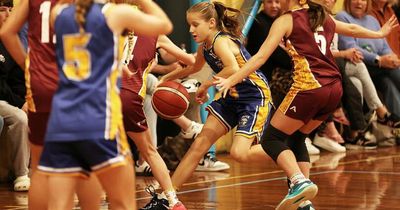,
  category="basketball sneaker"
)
[135,161,153,177]
[297,200,315,210]
[377,112,400,128]
[345,132,377,150]
[195,153,230,172]
[276,180,318,210]
[139,185,169,210]
[179,121,203,139]
[305,137,320,155]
